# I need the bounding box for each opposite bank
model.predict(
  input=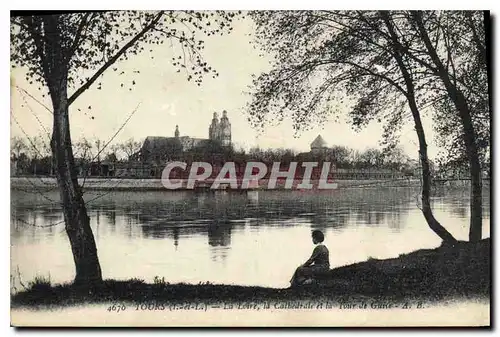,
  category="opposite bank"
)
[11,176,482,191]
